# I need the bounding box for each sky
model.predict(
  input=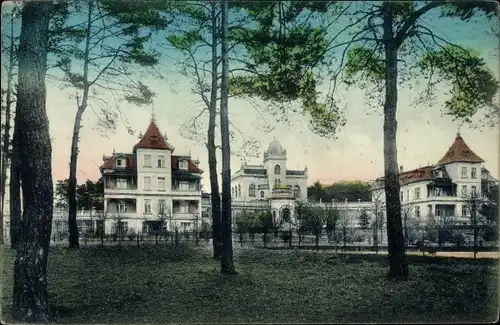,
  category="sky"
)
[2,2,499,192]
